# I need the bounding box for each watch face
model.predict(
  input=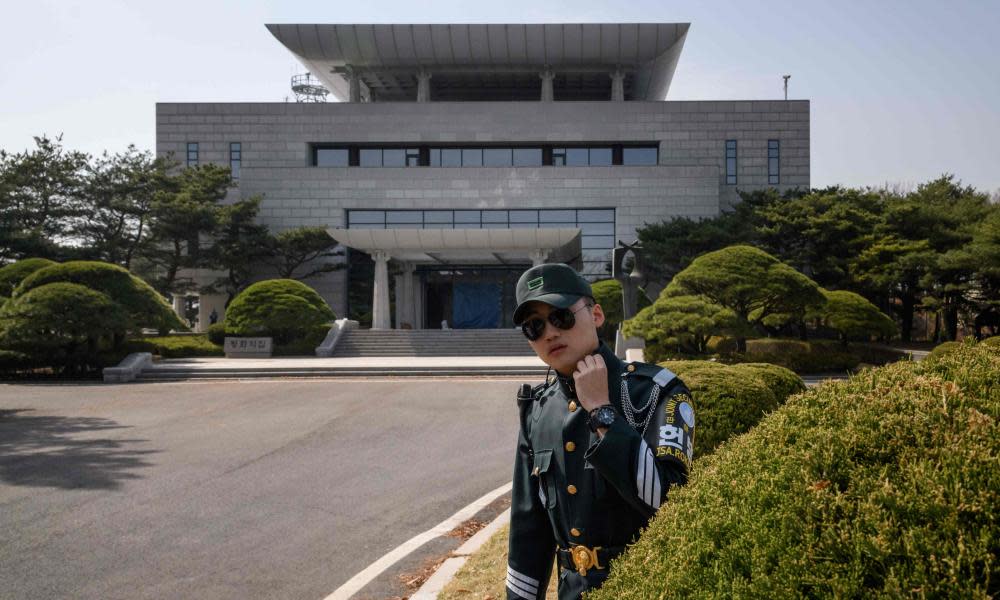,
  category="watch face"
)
[592,405,616,429]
